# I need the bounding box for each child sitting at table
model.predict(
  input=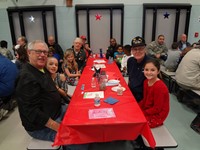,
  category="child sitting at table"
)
[121,44,132,76]
[139,59,169,128]
[114,45,124,70]
[62,49,81,86]
[46,57,71,104]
